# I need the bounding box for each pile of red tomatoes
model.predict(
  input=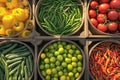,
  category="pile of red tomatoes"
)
[88,0,120,33]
